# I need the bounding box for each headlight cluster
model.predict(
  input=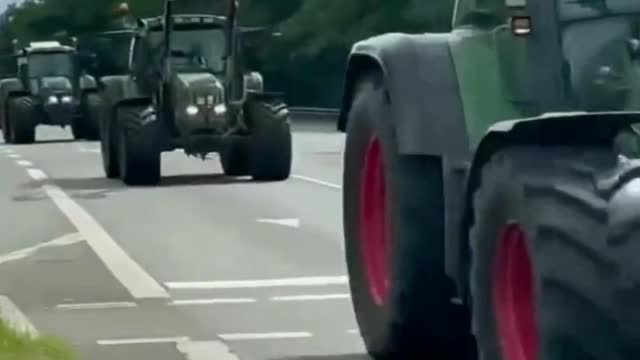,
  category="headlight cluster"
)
[47,95,73,104]
[186,94,226,116]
